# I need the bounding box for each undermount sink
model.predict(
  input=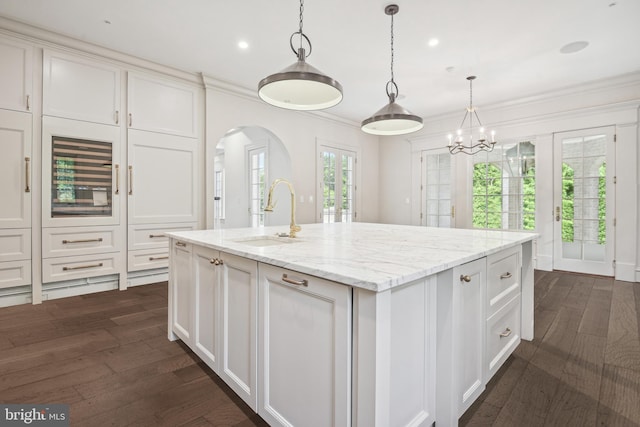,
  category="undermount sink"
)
[232,235,300,247]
